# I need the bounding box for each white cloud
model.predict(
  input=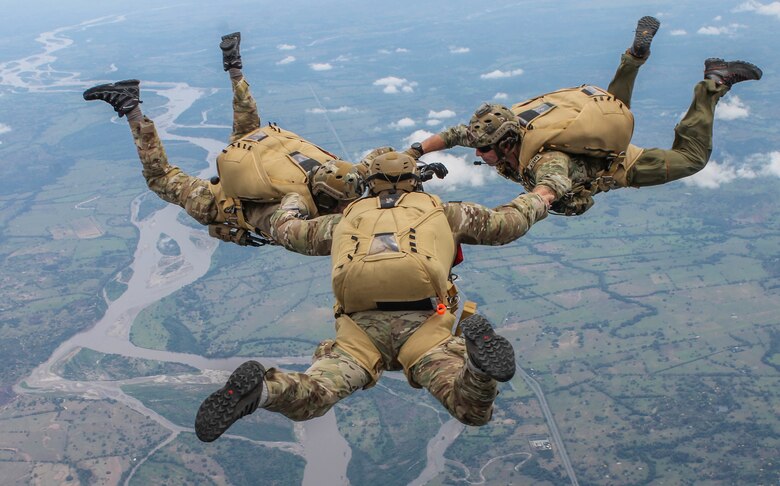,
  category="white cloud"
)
[670,29,688,36]
[480,69,524,79]
[494,92,509,100]
[0,123,11,135]
[714,15,723,21]
[684,151,780,188]
[766,151,780,176]
[404,129,435,145]
[426,119,443,126]
[373,76,417,94]
[277,44,296,50]
[310,63,333,71]
[449,46,470,54]
[306,106,354,114]
[715,95,750,120]
[396,48,408,53]
[390,117,416,129]
[734,1,780,20]
[427,109,456,119]
[277,56,296,65]
[697,24,745,35]
[378,49,391,54]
